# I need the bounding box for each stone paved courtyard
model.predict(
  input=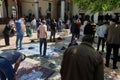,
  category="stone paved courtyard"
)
[0,30,120,80]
